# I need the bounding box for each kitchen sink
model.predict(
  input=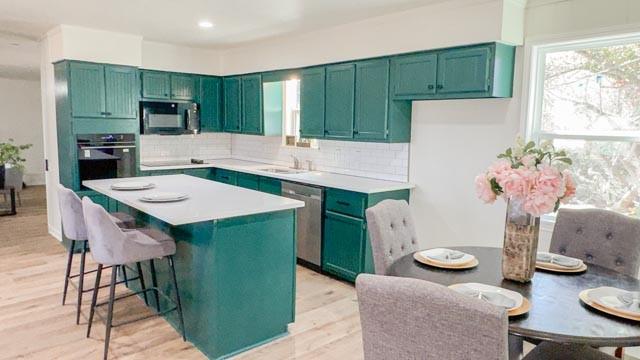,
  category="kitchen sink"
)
[259,167,307,174]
